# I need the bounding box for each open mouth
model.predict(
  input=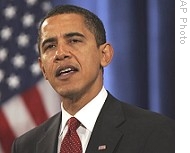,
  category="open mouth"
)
[55,65,78,77]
